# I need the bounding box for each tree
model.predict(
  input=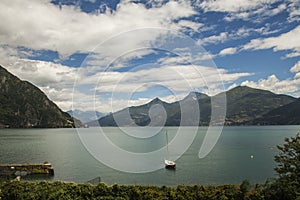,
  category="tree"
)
[240,179,251,199]
[274,134,300,182]
[269,133,300,200]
